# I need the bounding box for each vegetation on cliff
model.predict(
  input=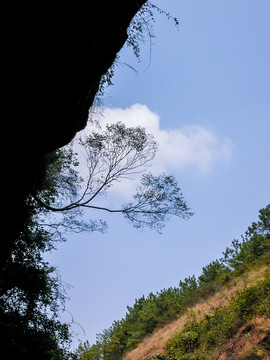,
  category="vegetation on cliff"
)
[0,152,76,359]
